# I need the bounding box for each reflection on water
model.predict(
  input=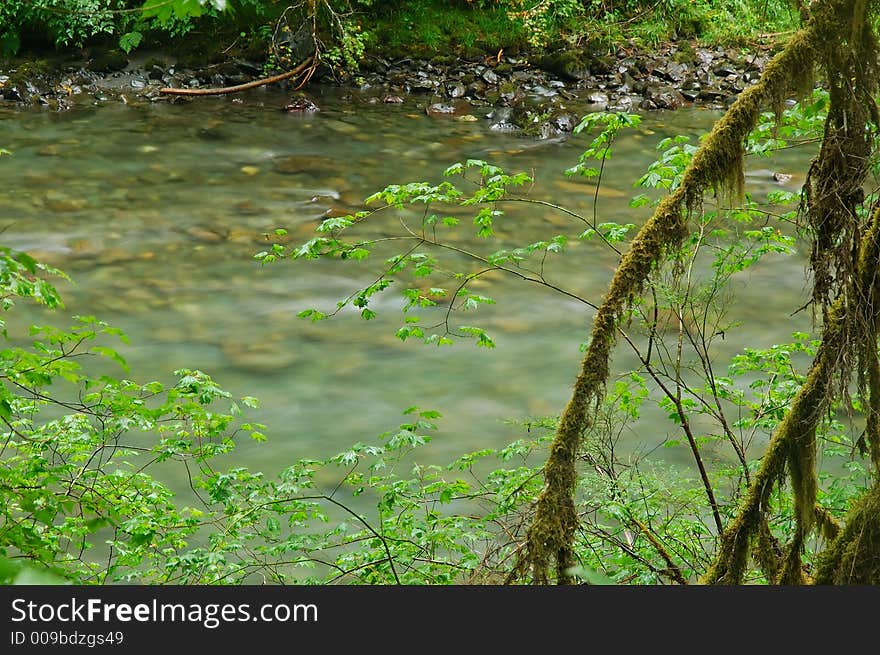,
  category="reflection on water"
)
[0,88,815,476]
